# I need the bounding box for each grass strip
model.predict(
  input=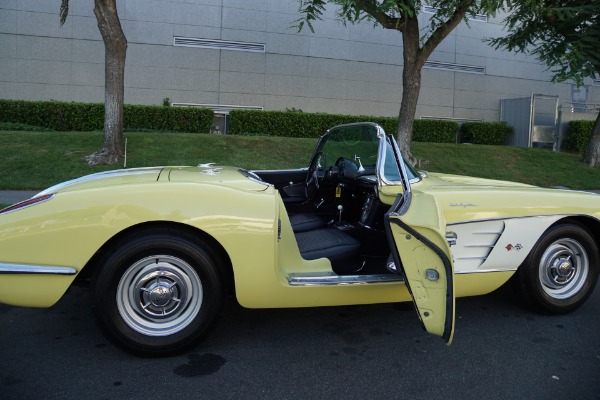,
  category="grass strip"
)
[1,130,598,190]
